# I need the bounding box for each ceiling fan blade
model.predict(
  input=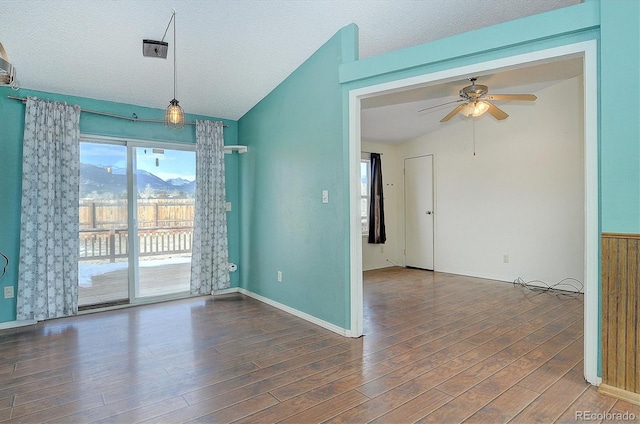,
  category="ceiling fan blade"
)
[440,103,466,122]
[484,94,537,101]
[418,99,464,113]
[485,101,508,120]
